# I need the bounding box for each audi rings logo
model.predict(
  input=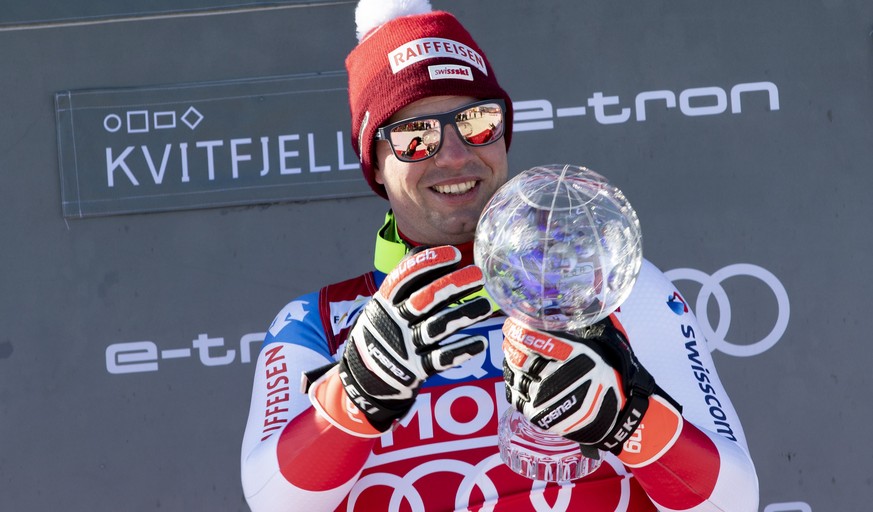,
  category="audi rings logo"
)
[665,264,790,357]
